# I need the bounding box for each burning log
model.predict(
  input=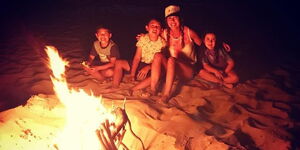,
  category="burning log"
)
[96,107,128,150]
[111,107,128,139]
[96,106,146,150]
[53,107,129,150]
[97,120,118,150]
